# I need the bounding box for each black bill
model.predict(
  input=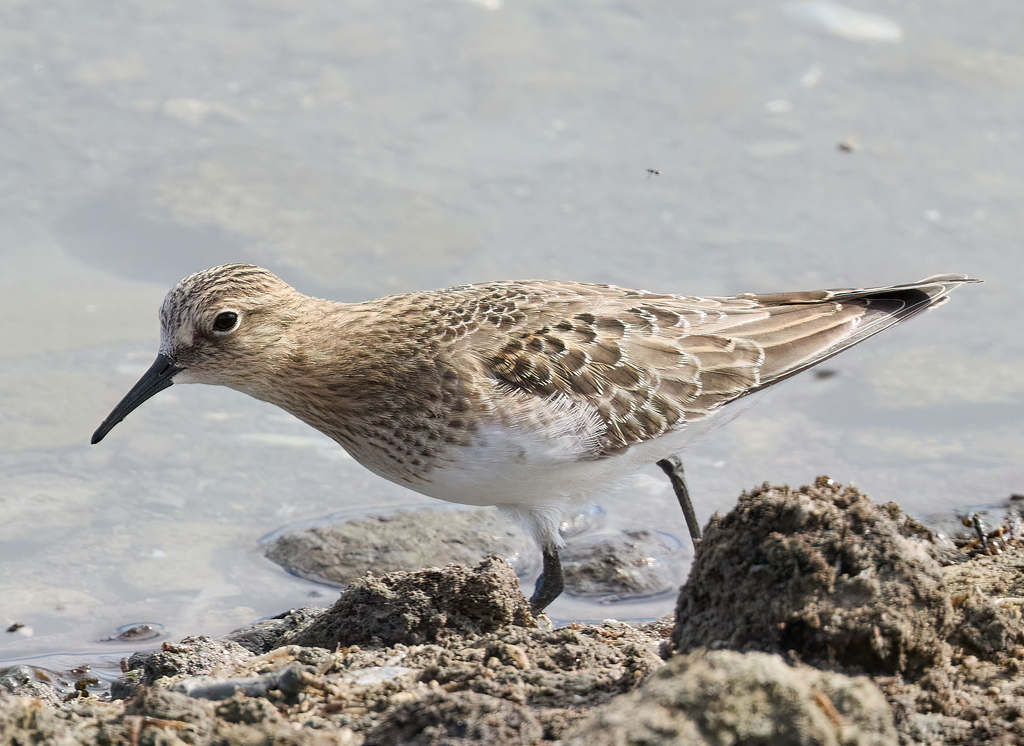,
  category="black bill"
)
[91,353,181,444]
